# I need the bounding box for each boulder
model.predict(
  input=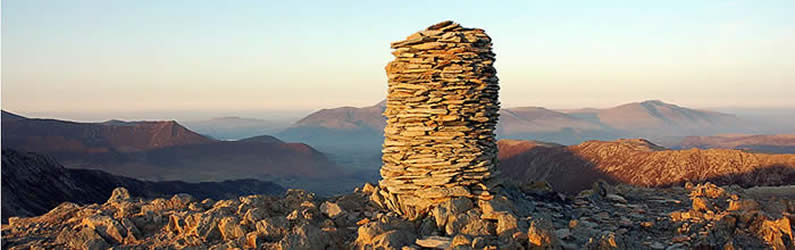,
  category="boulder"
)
[690,183,726,199]
[754,216,793,249]
[371,230,417,250]
[415,236,452,249]
[691,197,713,213]
[457,211,495,236]
[728,199,761,212]
[356,214,416,248]
[479,196,516,220]
[278,223,328,250]
[169,193,194,210]
[80,215,127,243]
[450,234,472,248]
[184,213,223,242]
[55,226,109,250]
[320,201,345,219]
[218,217,245,241]
[357,221,388,246]
[362,182,376,193]
[495,212,519,237]
[242,207,268,226]
[106,187,131,203]
[527,219,560,249]
[255,216,288,241]
[432,198,473,229]
[245,231,264,249]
